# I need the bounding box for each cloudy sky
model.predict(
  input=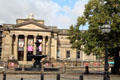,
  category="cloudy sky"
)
[0,0,89,29]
